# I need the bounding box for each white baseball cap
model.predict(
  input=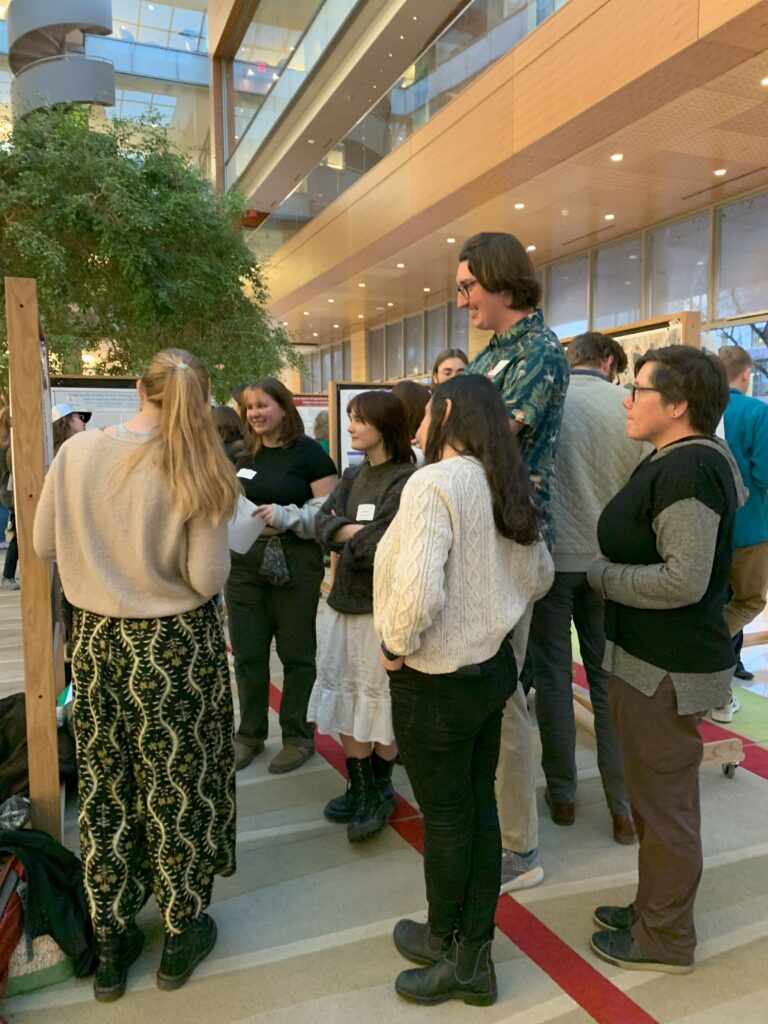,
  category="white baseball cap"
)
[51,404,92,424]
